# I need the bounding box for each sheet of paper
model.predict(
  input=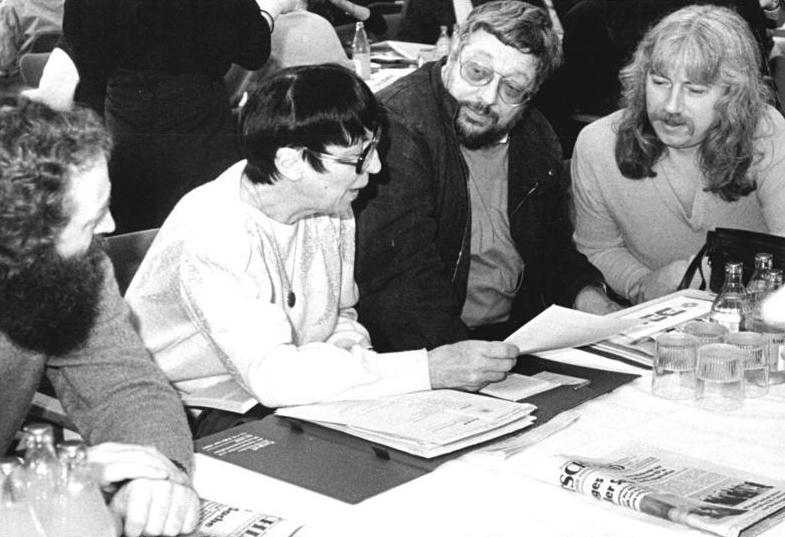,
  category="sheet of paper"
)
[504,305,639,355]
[480,373,558,401]
[532,371,590,389]
[277,390,535,447]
